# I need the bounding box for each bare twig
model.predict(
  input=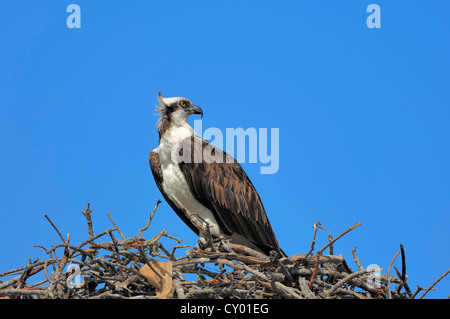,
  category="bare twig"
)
[309,222,361,287]
[81,203,94,242]
[351,246,364,270]
[317,222,362,256]
[325,267,383,297]
[387,250,400,299]
[44,214,65,244]
[304,221,320,260]
[138,200,161,239]
[107,211,125,240]
[419,269,450,299]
